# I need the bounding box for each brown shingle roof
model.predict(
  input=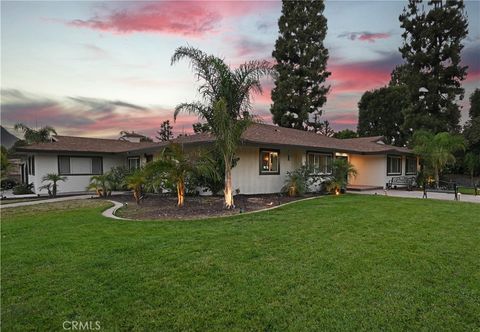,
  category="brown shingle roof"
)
[16,135,167,154]
[175,123,414,155]
[17,124,414,155]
